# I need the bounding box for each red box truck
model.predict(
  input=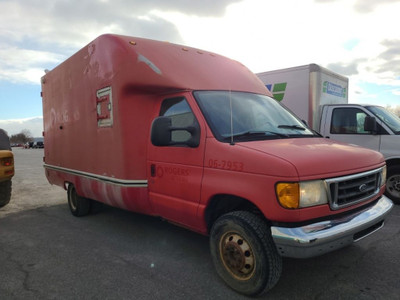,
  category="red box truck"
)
[41,34,393,296]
